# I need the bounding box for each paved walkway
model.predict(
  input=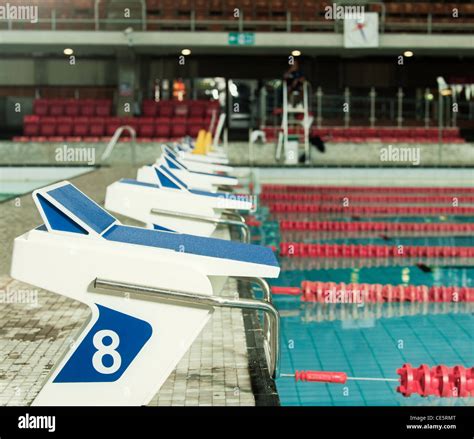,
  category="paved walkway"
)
[0,166,255,406]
